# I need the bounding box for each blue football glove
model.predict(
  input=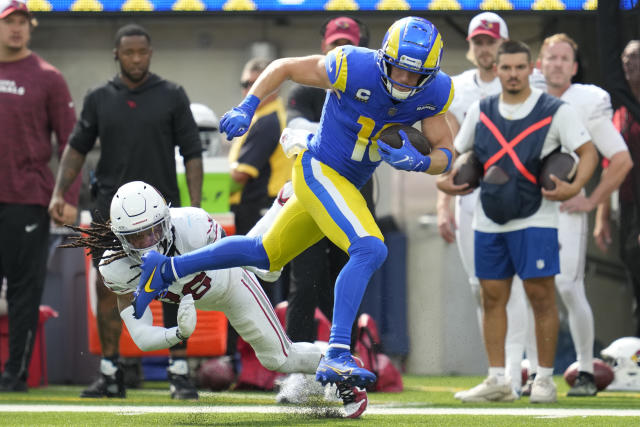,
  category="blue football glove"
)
[219,94,261,141]
[377,130,431,172]
[132,251,175,319]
